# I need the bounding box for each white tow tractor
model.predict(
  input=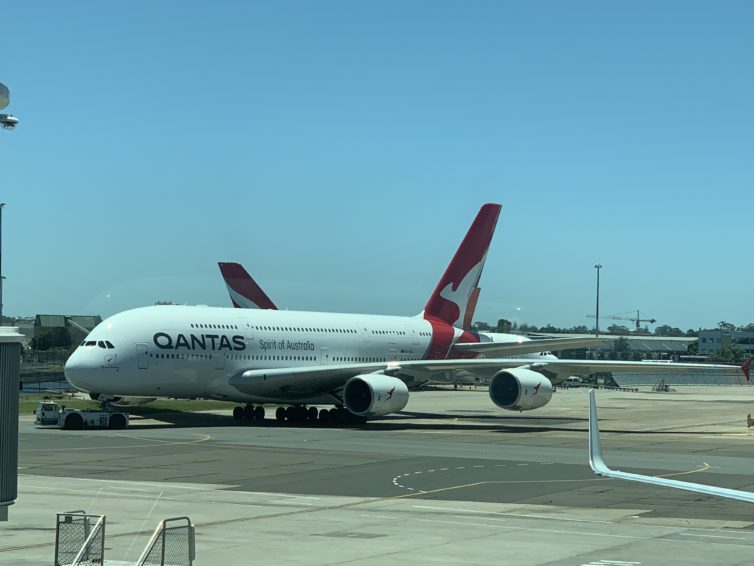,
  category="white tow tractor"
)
[34,401,129,430]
